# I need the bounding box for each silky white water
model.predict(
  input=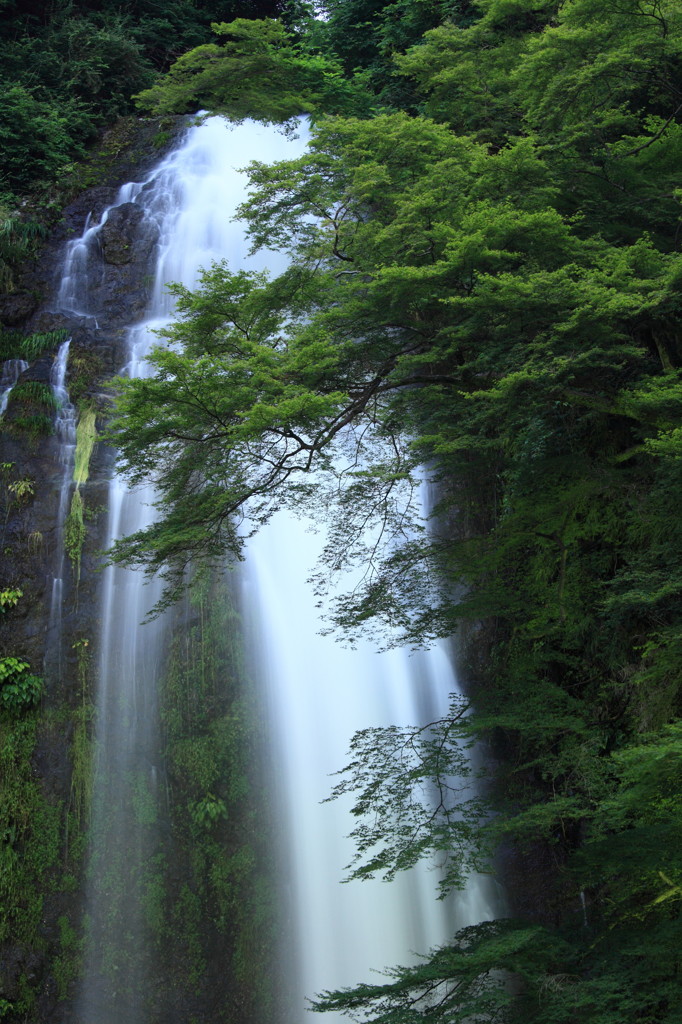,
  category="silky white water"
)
[68,117,308,1022]
[0,358,28,416]
[45,341,78,682]
[61,115,496,1022]
[243,512,498,1020]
